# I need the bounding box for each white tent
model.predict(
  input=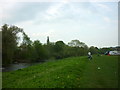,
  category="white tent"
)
[109,51,120,55]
